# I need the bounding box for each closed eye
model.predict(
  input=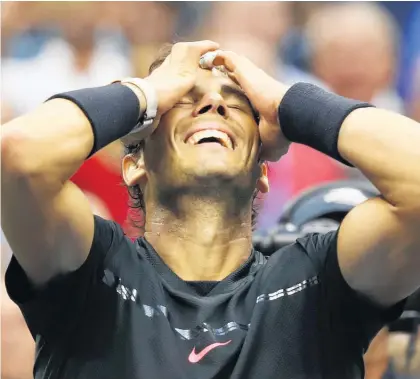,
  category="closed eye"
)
[227,104,245,111]
[228,104,255,116]
[175,102,194,107]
